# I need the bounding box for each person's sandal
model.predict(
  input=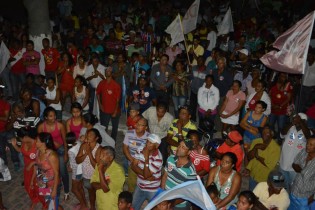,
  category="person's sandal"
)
[64,193,70,201]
